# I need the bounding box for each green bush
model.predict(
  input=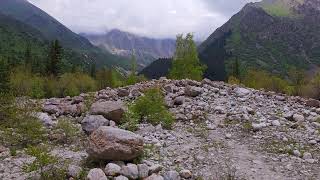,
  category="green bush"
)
[122,88,174,131]
[23,145,66,180]
[10,66,45,98]
[58,72,97,97]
